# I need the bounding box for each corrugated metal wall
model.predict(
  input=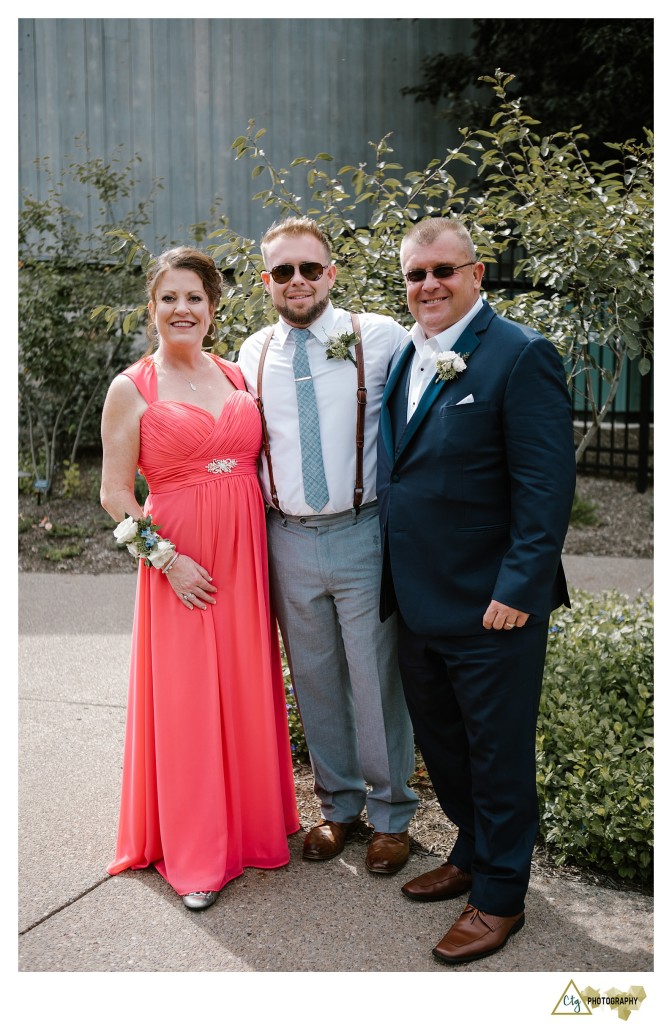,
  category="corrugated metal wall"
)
[19,18,474,249]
